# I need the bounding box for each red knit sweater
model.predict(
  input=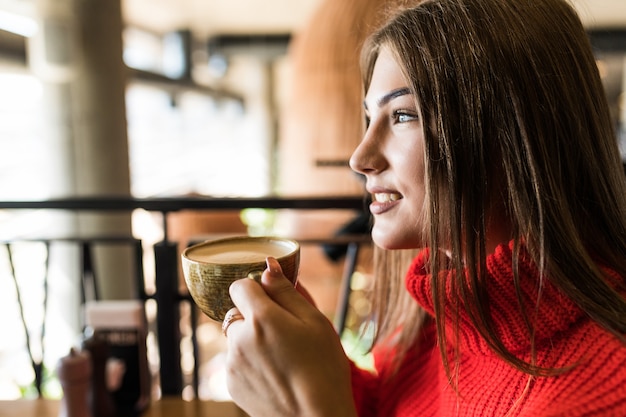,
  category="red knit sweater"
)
[350,242,626,416]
